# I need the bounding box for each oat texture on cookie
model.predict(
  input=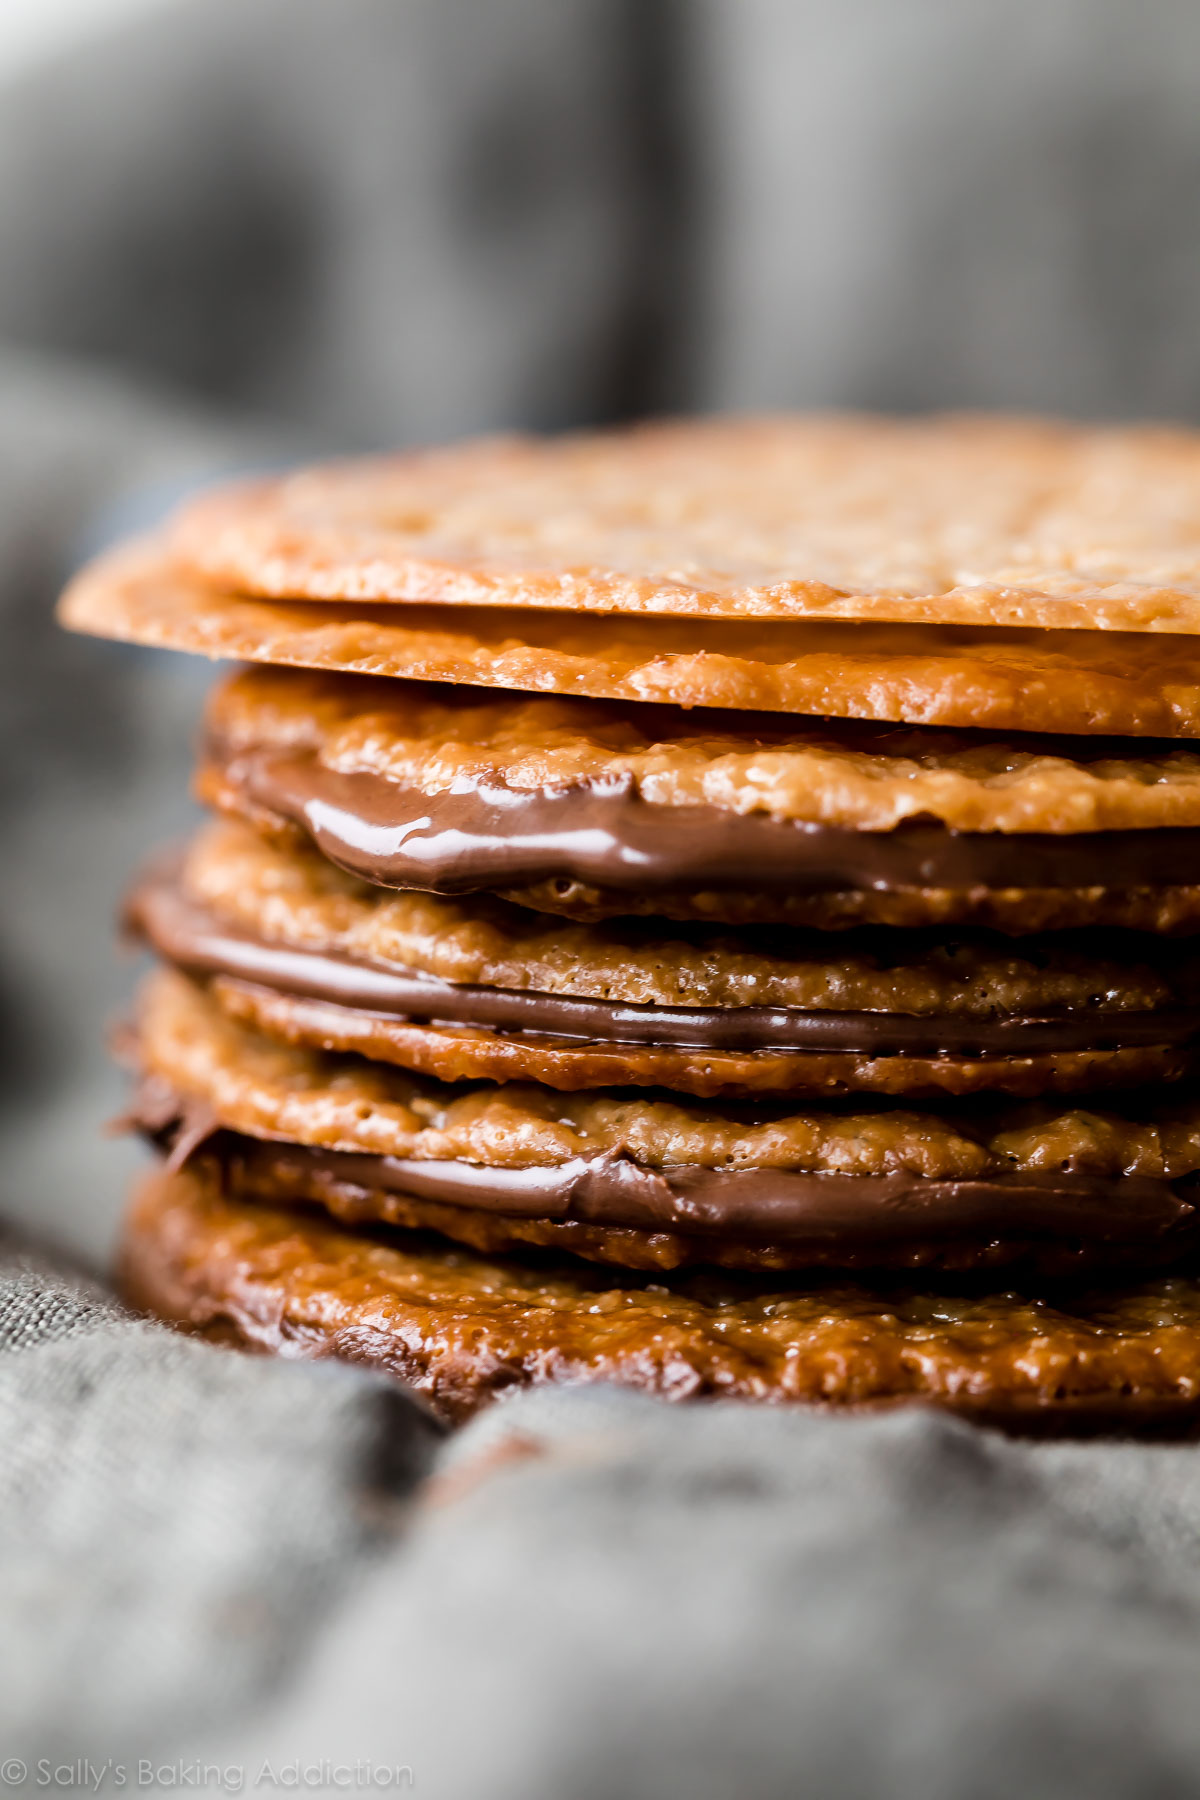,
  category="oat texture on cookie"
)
[123,1165,1200,1424]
